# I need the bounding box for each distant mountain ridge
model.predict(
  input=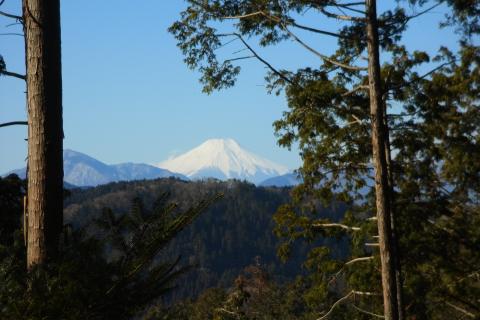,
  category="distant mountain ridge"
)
[5,139,293,187]
[7,149,187,187]
[259,173,301,187]
[158,138,289,184]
